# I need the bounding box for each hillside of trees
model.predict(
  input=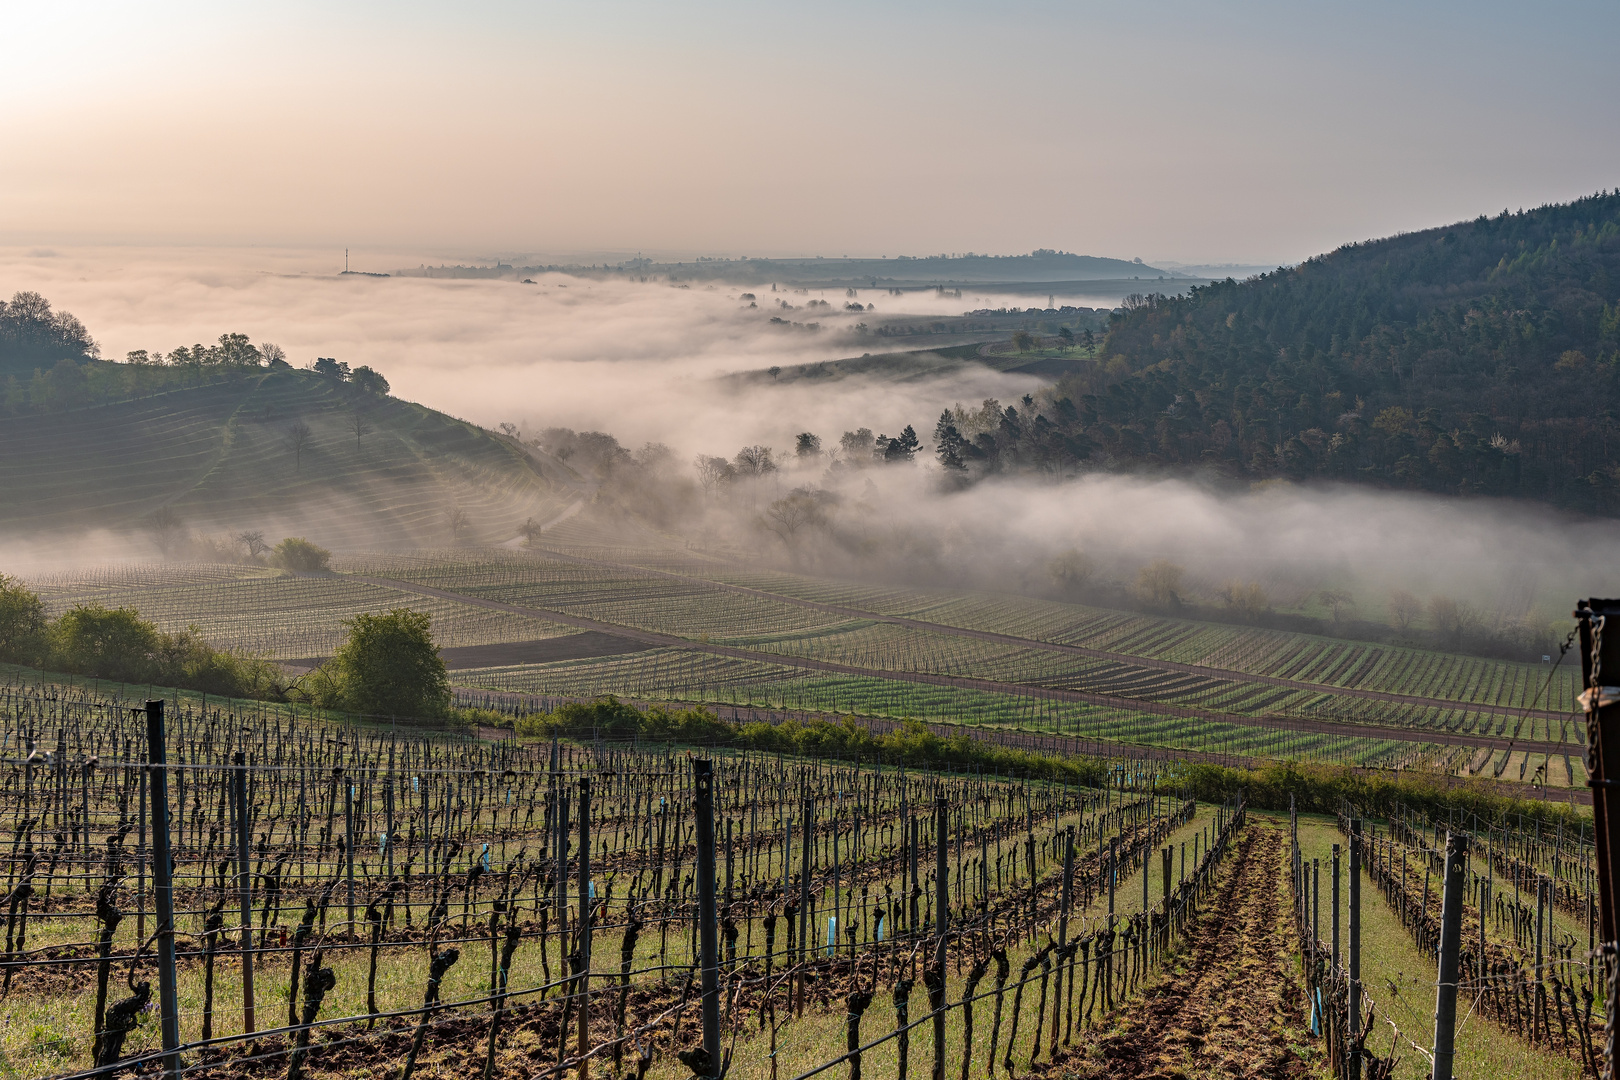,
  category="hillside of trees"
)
[931,192,1620,514]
